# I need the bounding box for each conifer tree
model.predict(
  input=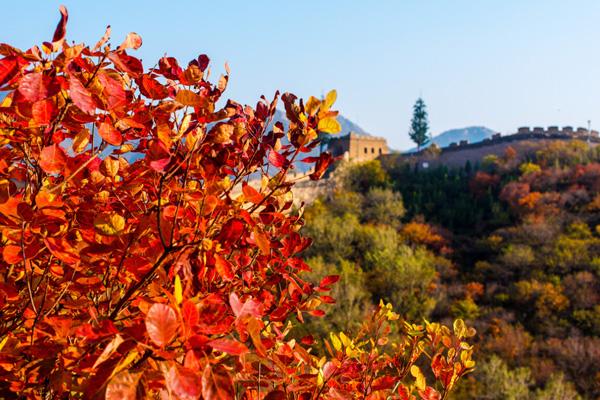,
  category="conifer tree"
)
[409,97,430,151]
